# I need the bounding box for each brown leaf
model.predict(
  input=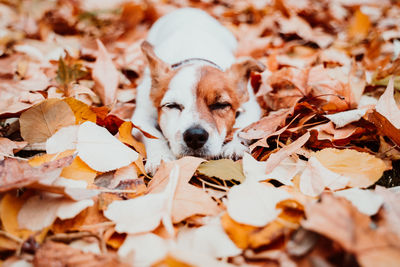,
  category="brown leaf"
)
[0,138,27,160]
[148,157,221,223]
[0,156,72,192]
[19,98,76,144]
[92,39,119,106]
[33,241,129,267]
[302,194,400,267]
